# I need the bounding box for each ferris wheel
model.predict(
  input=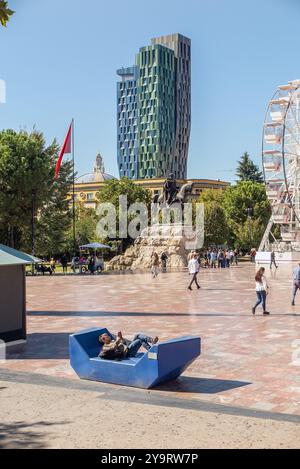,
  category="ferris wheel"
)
[261,79,300,250]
